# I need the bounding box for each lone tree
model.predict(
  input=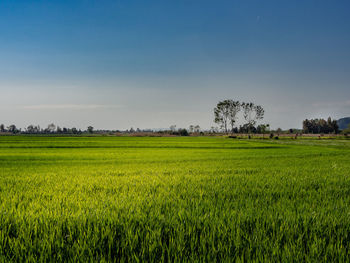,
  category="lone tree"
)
[214,100,240,133]
[214,101,229,133]
[242,102,264,133]
[227,100,241,133]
